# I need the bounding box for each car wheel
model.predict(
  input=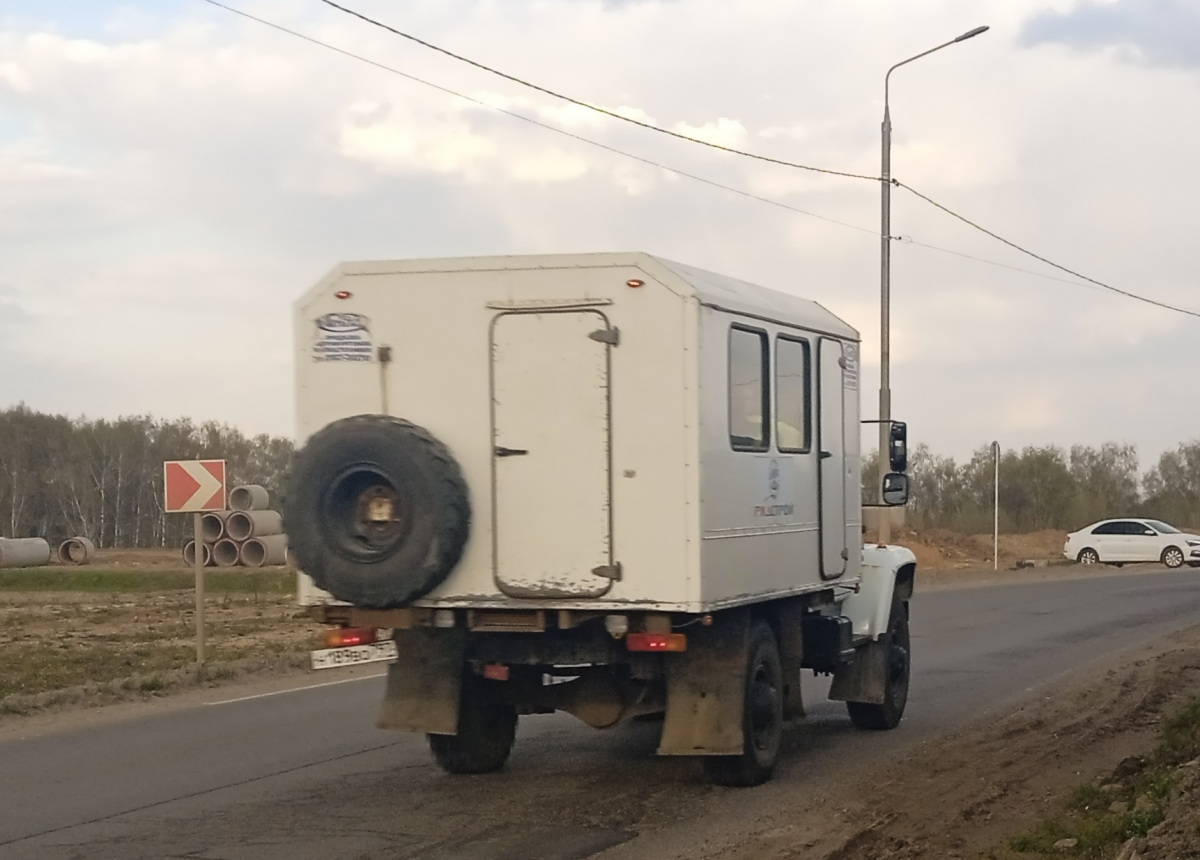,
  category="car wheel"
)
[1077,548,1099,565]
[1162,546,1185,569]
